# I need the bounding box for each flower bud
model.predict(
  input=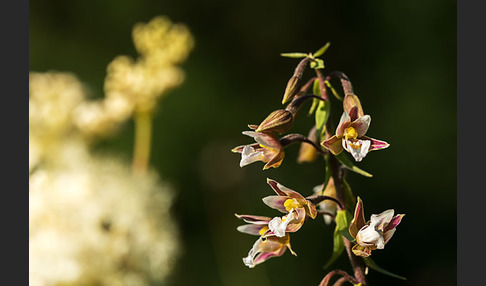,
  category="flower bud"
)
[256,109,294,134]
[282,75,302,104]
[343,93,364,119]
